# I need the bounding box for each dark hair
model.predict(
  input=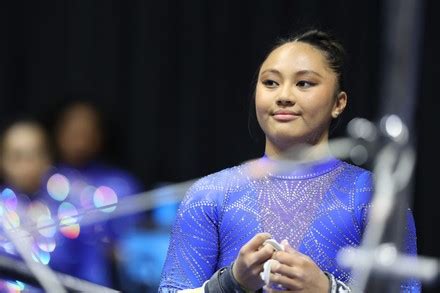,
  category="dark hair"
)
[248,29,346,142]
[274,29,346,91]
[54,99,103,128]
